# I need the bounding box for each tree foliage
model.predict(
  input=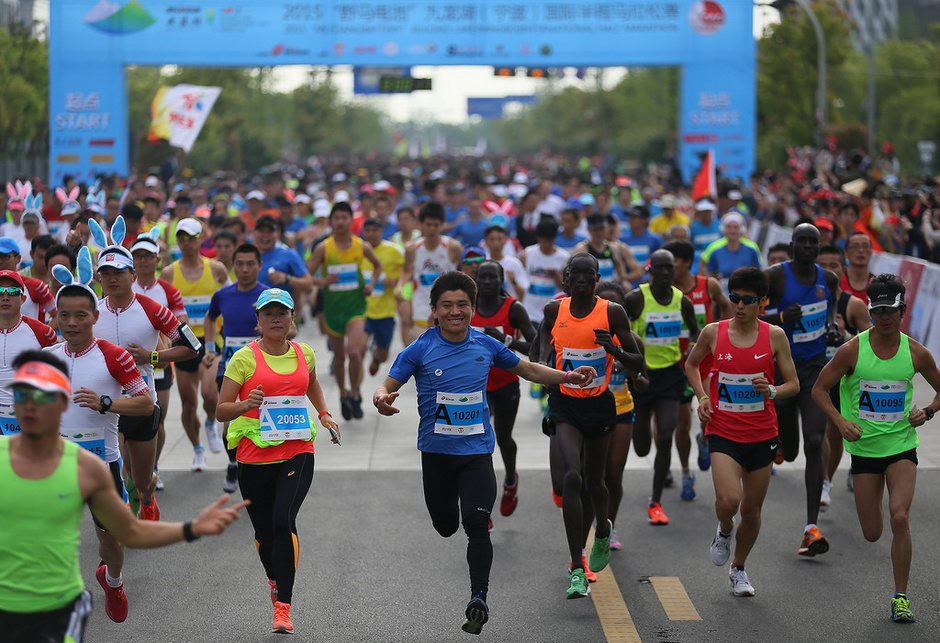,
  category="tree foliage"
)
[0,23,48,156]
